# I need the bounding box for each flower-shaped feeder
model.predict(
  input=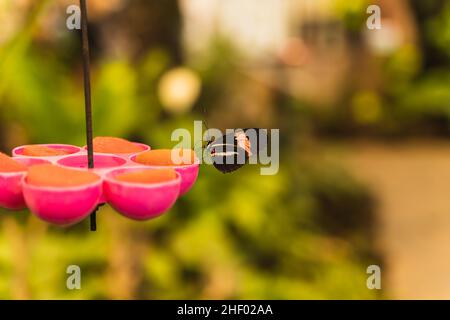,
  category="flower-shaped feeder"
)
[0,1,200,230]
[0,142,199,227]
